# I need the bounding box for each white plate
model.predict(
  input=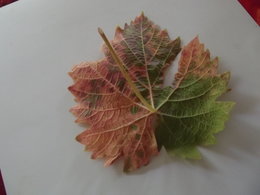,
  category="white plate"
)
[0,0,259,194]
